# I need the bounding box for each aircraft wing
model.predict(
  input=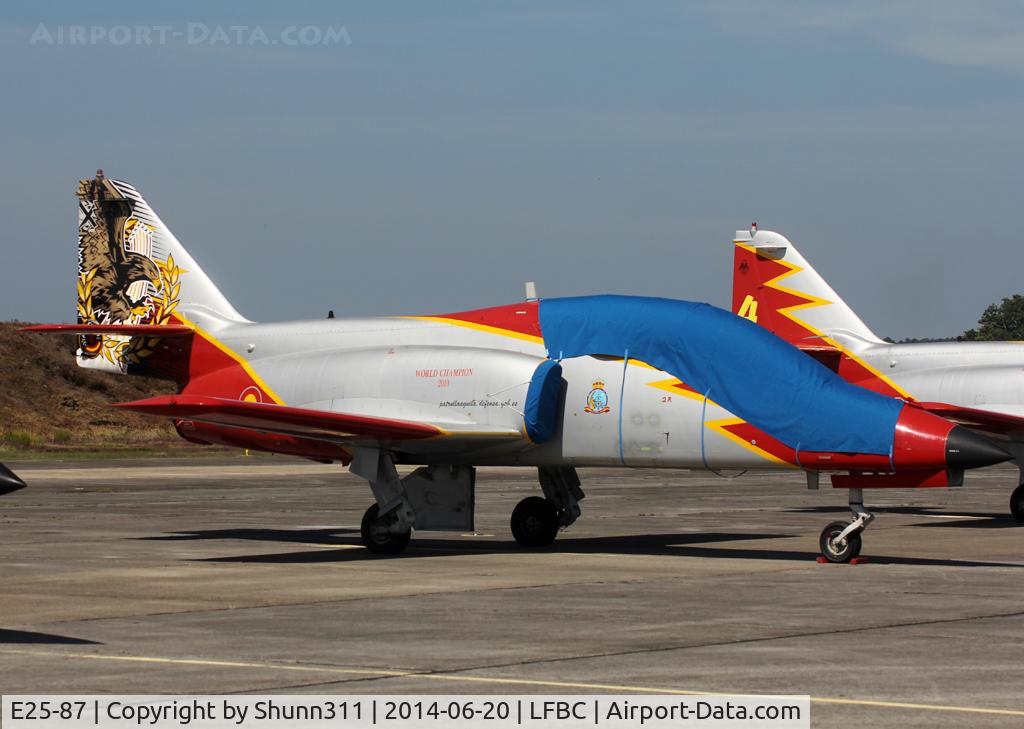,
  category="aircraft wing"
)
[114,395,523,443]
[916,401,1024,436]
